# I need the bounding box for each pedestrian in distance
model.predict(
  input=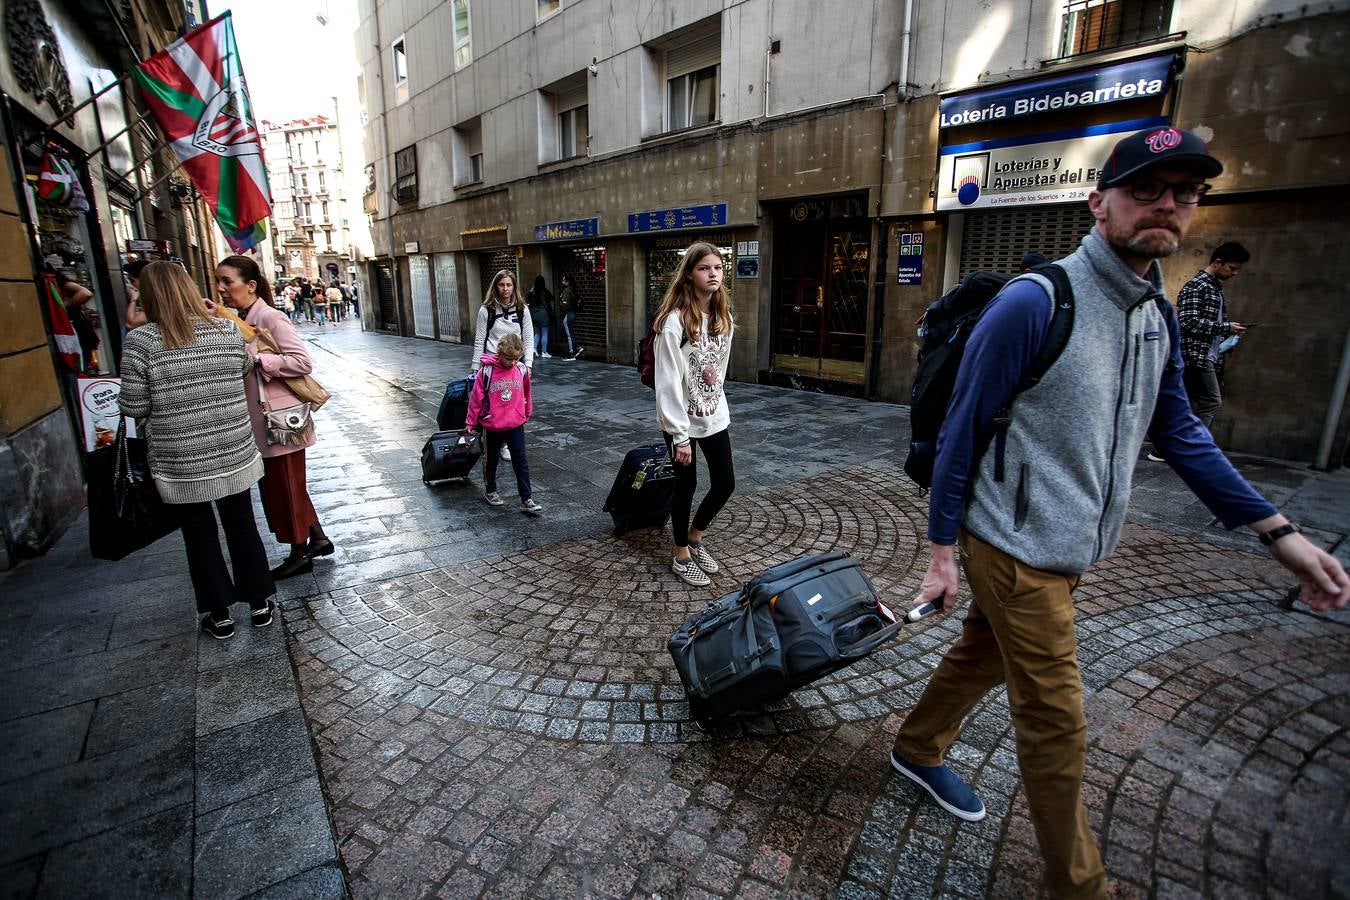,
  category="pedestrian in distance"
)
[1019,251,1049,272]
[466,332,542,515]
[527,274,553,359]
[1178,241,1250,429]
[325,281,344,323]
[557,272,583,359]
[117,261,276,640]
[653,241,736,587]
[472,270,534,461]
[312,279,329,326]
[298,278,315,323]
[215,255,336,581]
[890,127,1348,899]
